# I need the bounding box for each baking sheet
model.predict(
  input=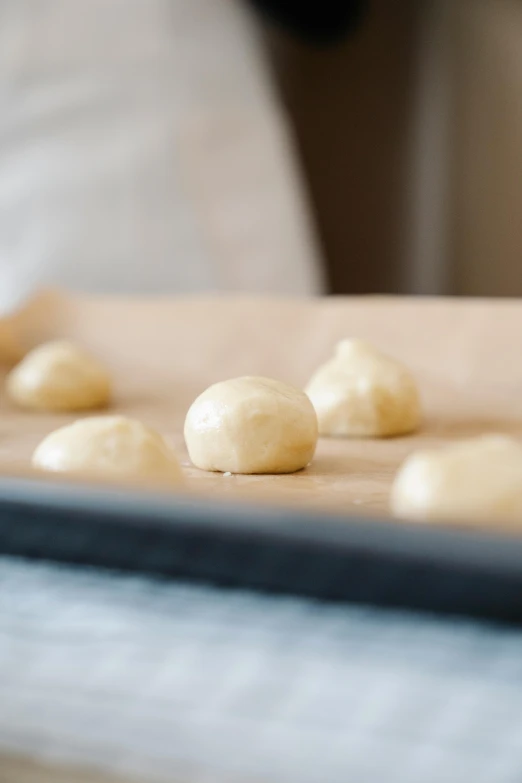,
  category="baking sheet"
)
[4,294,522,783]
[2,290,522,523]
